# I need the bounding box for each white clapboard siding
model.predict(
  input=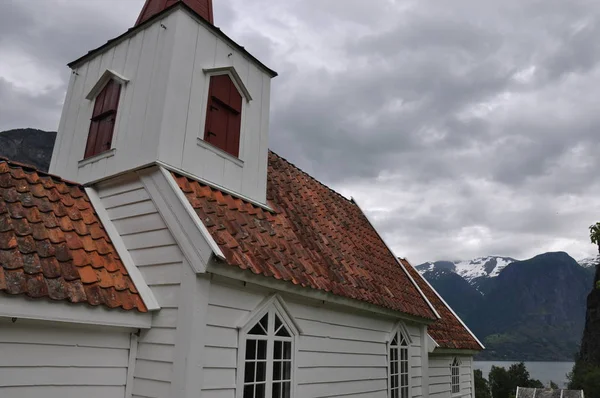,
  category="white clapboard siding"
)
[429,355,474,398]
[429,356,451,397]
[0,323,130,398]
[203,281,425,398]
[98,177,187,398]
